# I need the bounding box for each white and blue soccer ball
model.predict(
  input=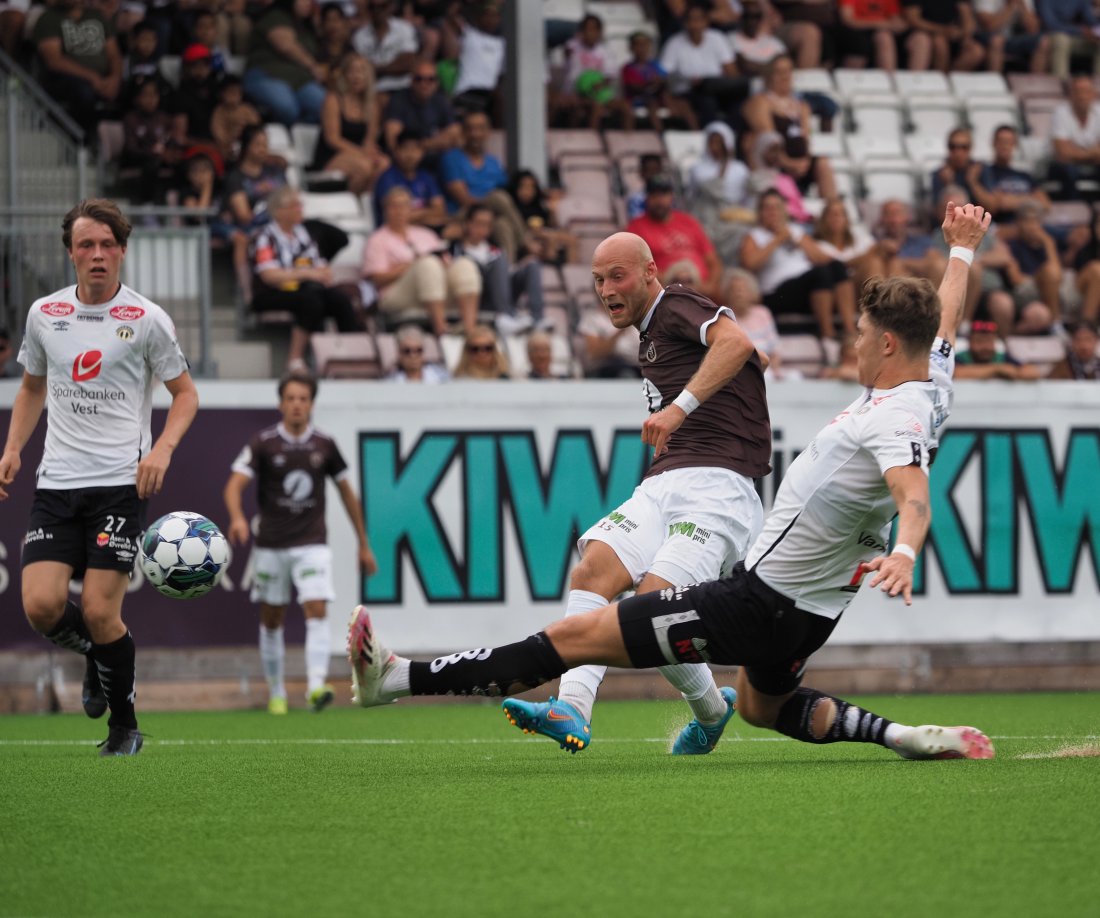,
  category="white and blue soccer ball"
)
[140,511,229,599]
